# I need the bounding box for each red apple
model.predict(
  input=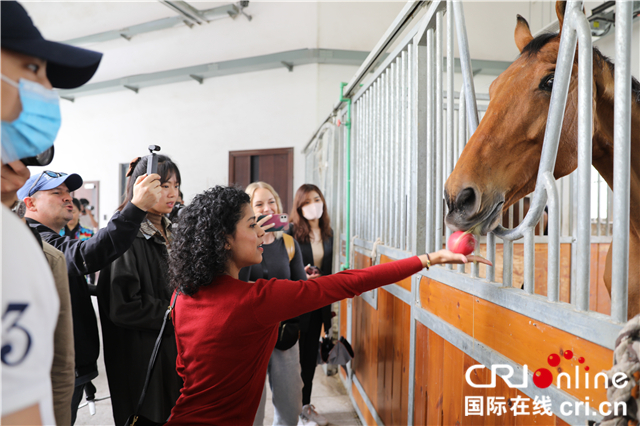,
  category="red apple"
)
[448,231,477,255]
